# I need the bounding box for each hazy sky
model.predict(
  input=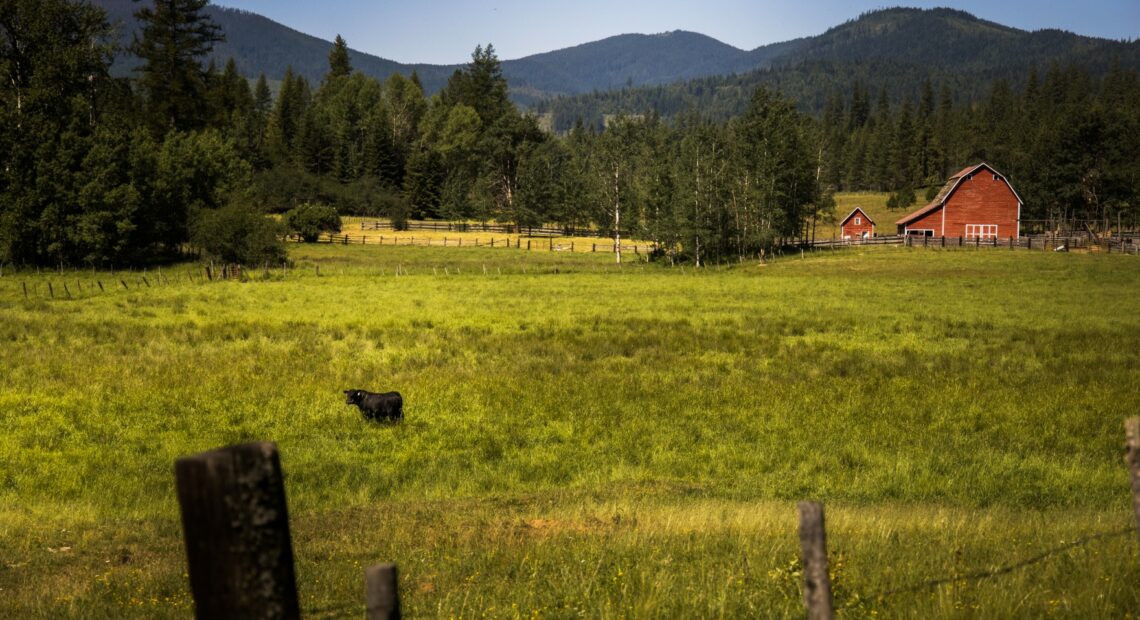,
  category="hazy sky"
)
[211,1,1140,65]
